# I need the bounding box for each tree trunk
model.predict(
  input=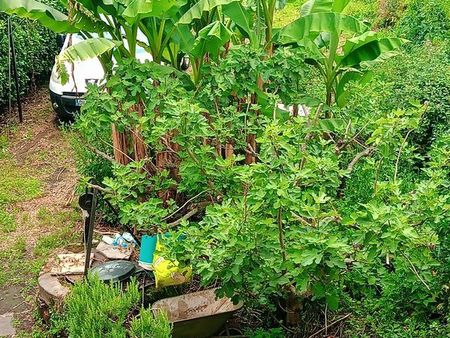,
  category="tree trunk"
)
[286,285,301,326]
